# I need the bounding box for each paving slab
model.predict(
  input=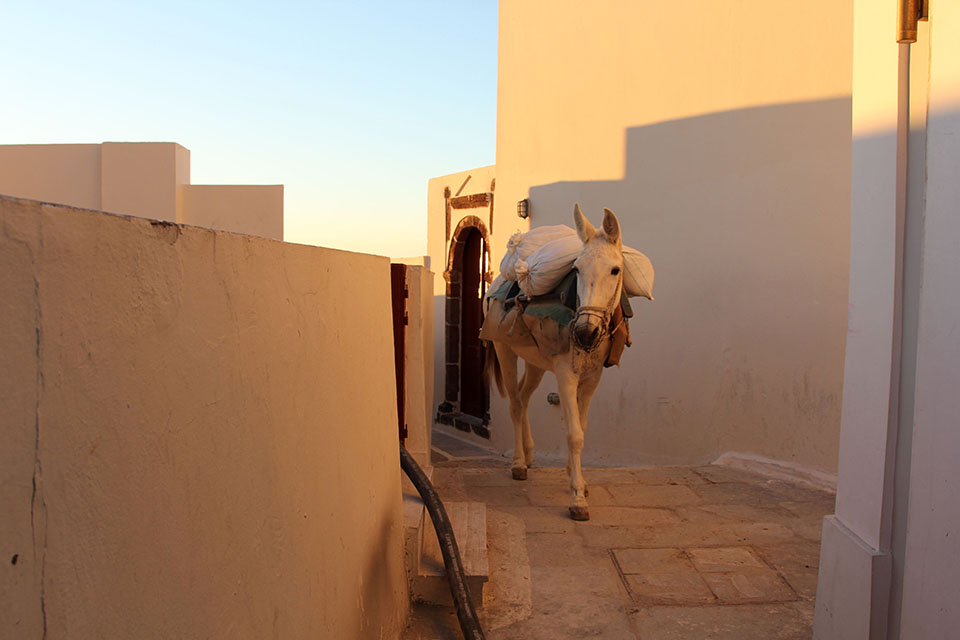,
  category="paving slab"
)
[675,502,798,524]
[754,540,821,570]
[613,547,696,574]
[578,506,683,527]
[460,466,567,486]
[630,466,710,486]
[632,601,814,640]
[494,506,579,534]
[464,483,532,506]
[576,522,739,550]
[693,481,796,505]
[524,483,617,507]
[429,467,470,501]
[404,460,834,640]
[496,610,638,640]
[700,570,797,603]
[583,467,670,485]
[754,540,822,600]
[782,516,825,542]
[434,456,510,469]
[693,465,772,484]
[718,521,798,545]
[606,483,703,507]
[762,479,836,502]
[496,565,636,639]
[779,497,837,519]
[525,532,609,567]
[686,547,768,572]
[626,572,716,605]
